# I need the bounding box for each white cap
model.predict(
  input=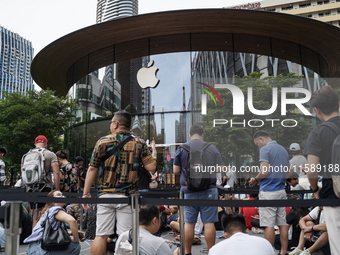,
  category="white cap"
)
[290,143,300,151]
[0,200,6,206]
